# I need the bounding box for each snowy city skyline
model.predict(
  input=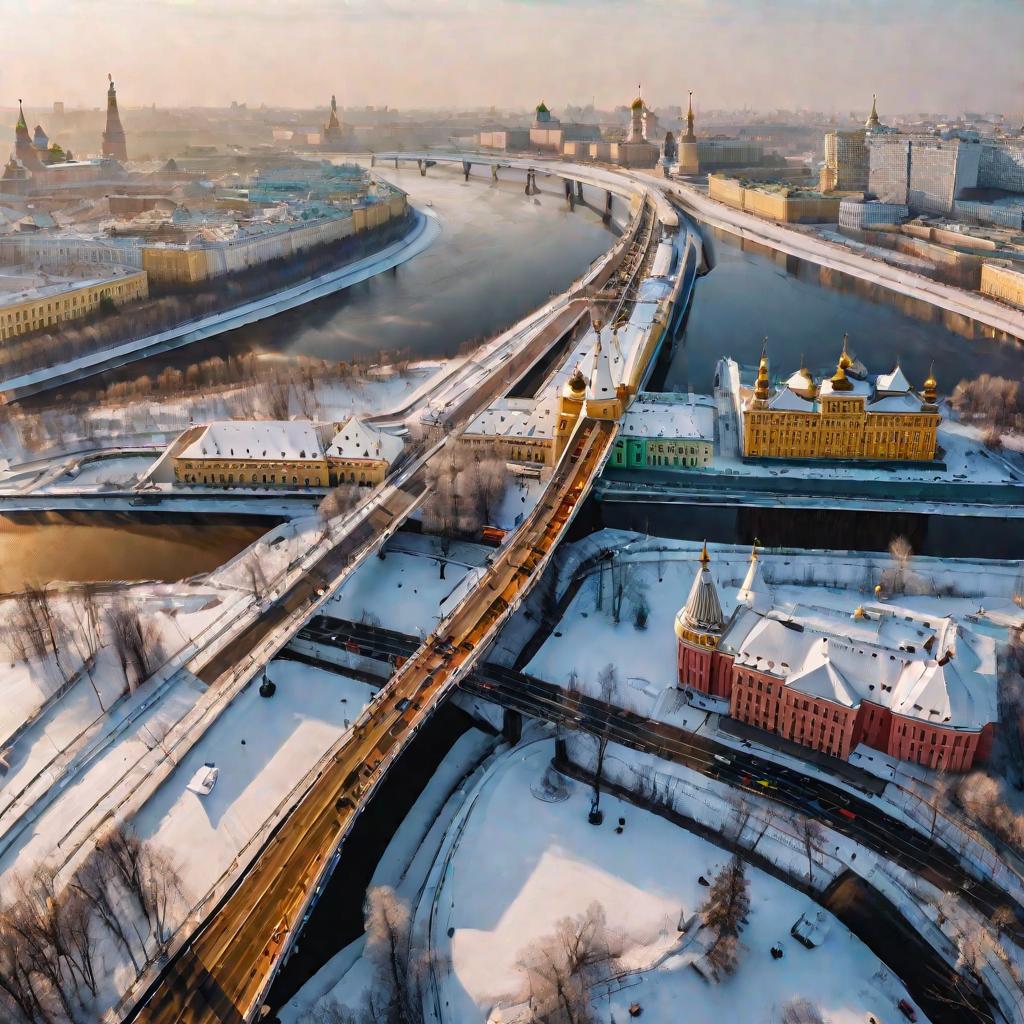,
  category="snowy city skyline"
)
[3,0,1023,114]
